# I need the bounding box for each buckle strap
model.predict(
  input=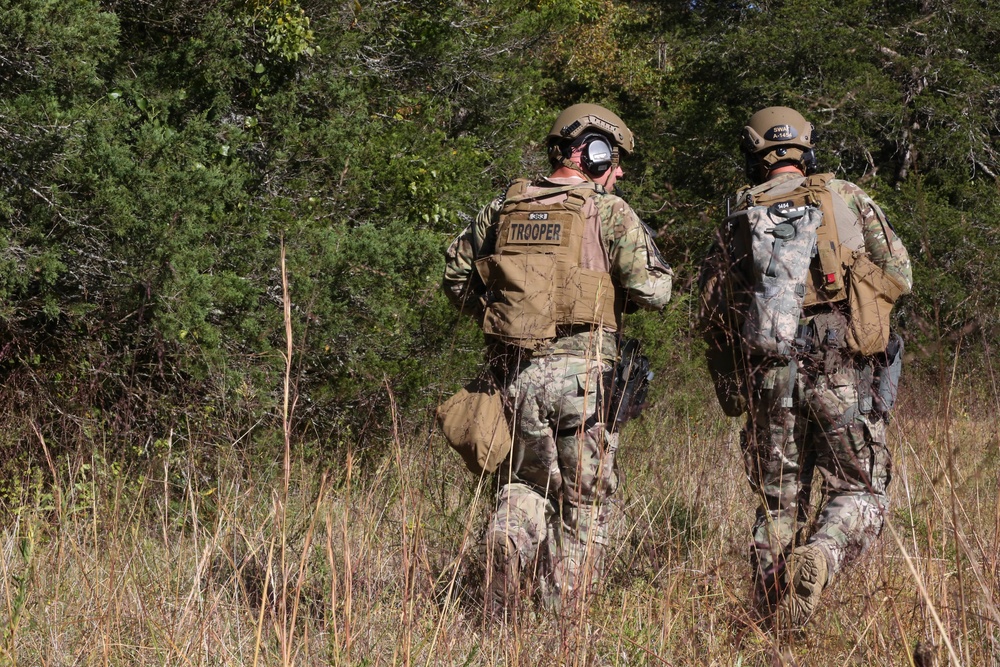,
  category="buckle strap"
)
[794,320,816,352]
